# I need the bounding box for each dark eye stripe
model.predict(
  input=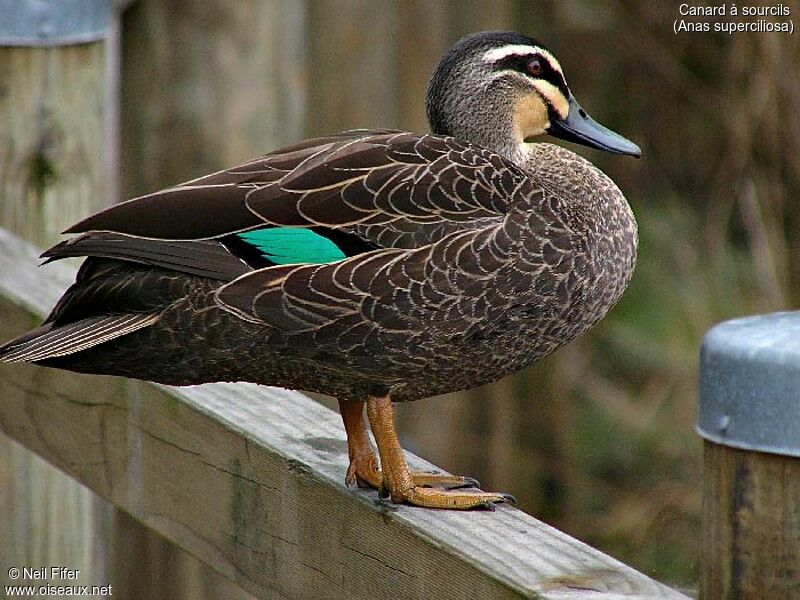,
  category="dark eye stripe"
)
[494,54,569,97]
